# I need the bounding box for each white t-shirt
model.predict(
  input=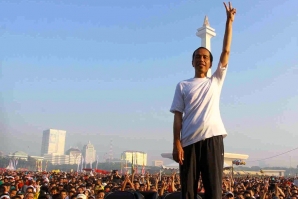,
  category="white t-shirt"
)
[170,62,228,147]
